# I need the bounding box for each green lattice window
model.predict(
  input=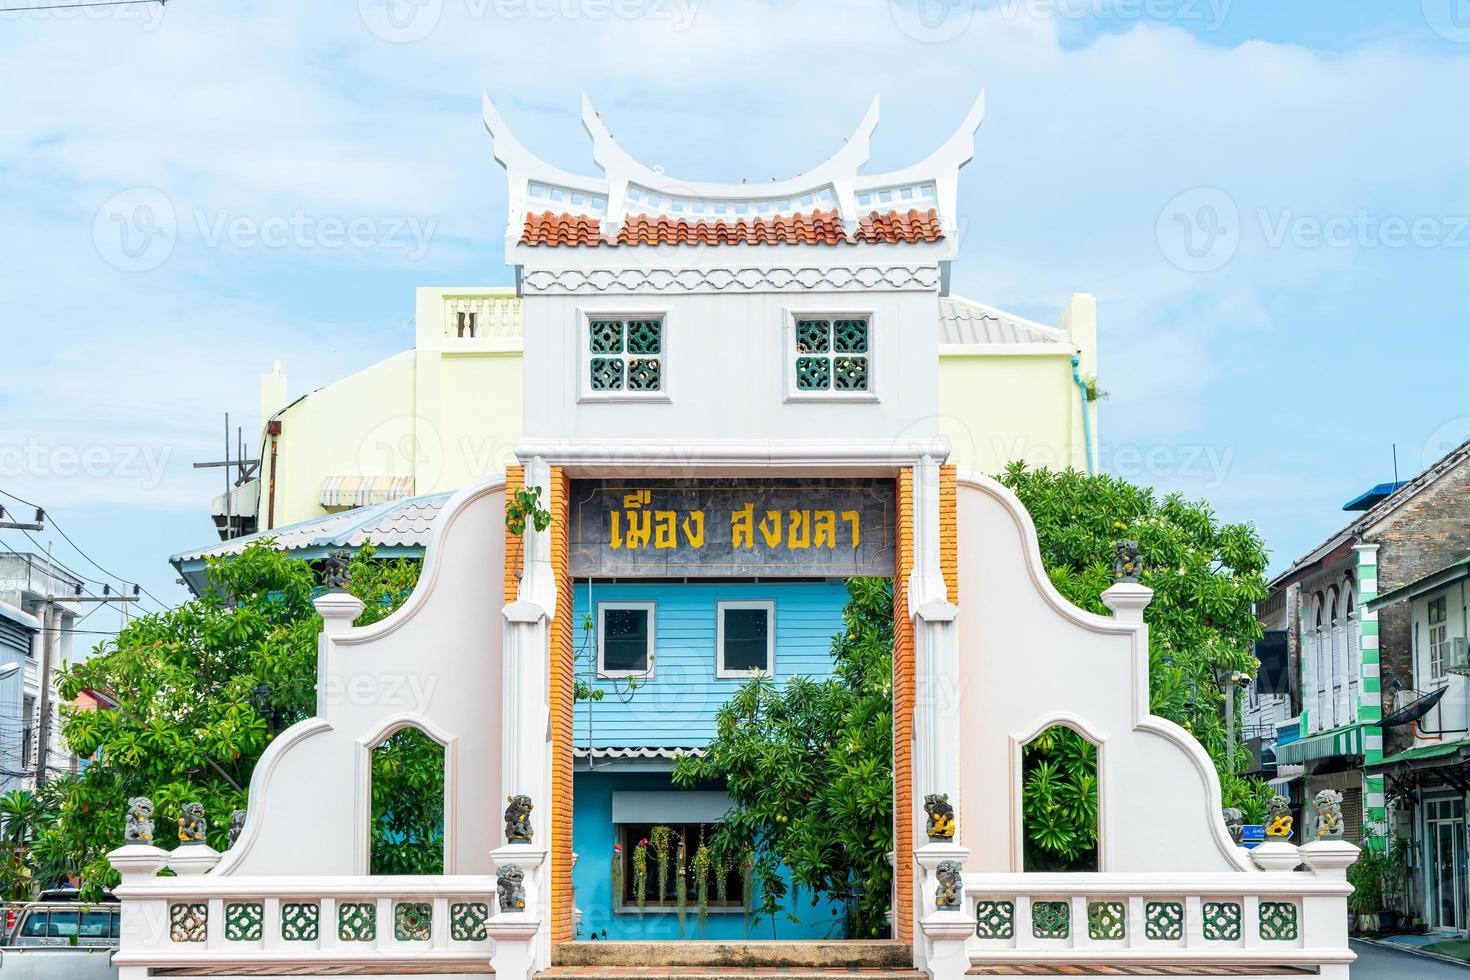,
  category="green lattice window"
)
[974,900,1014,940]
[338,902,377,942]
[1031,900,1070,939]
[1259,902,1298,941]
[1202,901,1242,941]
[588,318,662,393]
[451,902,490,942]
[1087,901,1126,941]
[395,902,432,942]
[1145,901,1183,941]
[224,902,263,942]
[281,903,319,941]
[794,317,869,393]
[169,903,207,943]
